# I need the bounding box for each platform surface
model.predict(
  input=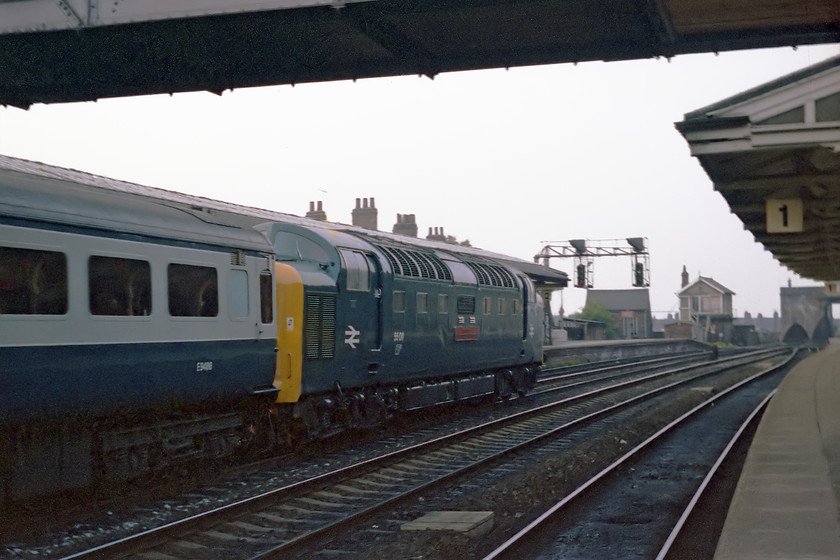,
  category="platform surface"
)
[714,340,840,559]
